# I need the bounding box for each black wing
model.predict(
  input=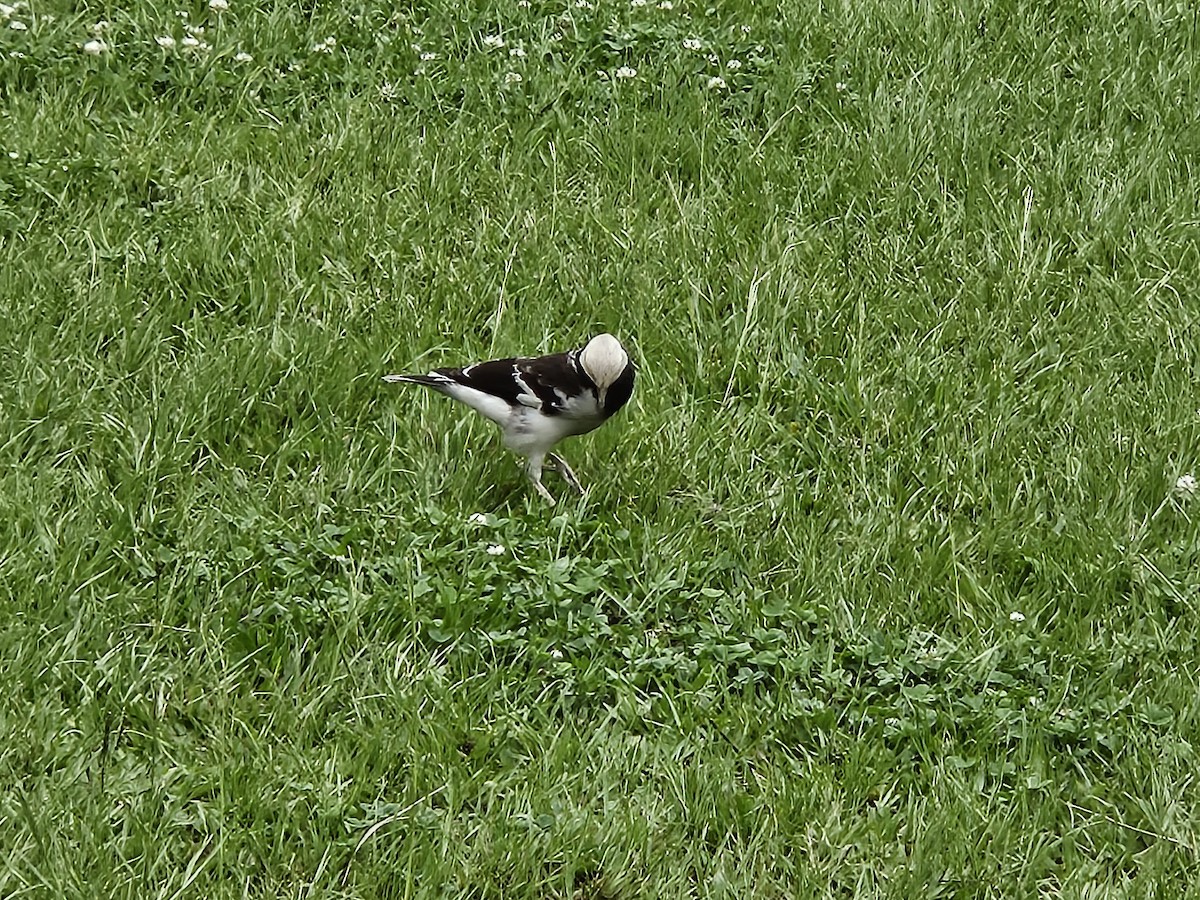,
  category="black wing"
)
[433,357,524,406]
[437,350,595,416]
[515,350,595,415]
